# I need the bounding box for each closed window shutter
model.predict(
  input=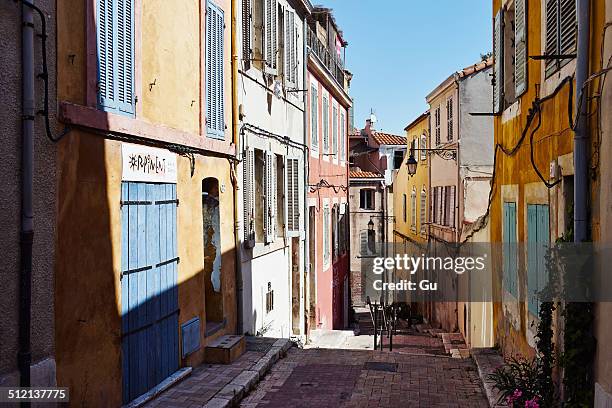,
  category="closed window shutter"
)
[420,135,426,160]
[243,149,255,247]
[447,98,453,141]
[340,112,345,161]
[332,106,338,156]
[430,187,435,223]
[559,0,577,56]
[449,185,456,228]
[207,2,225,139]
[440,187,446,226]
[116,0,134,114]
[420,189,426,233]
[284,10,296,84]
[411,190,416,229]
[242,0,251,69]
[287,159,299,231]
[264,0,277,71]
[493,9,504,114]
[264,152,275,243]
[97,0,116,109]
[545,0,559,76]
[323,96,329,151]
[515,0,527,96]
[311,86,318,148]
